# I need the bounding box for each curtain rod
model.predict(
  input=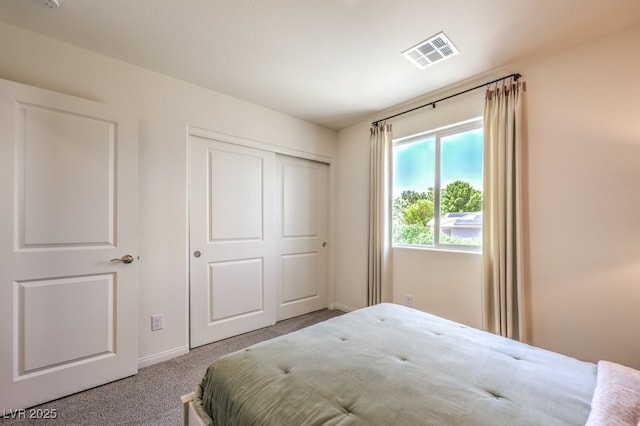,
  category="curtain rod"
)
[371,72,521,127]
